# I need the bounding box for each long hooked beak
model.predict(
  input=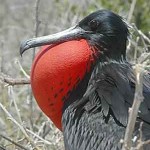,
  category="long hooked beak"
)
[20,25,90,56]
